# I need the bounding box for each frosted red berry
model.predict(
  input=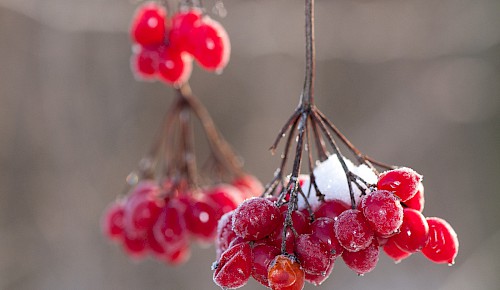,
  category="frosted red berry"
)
[360,190,404,236]
[422,217,459,264]
[294,234,332,275]
[314,199,349,220]
[268,255,305,290]
[342,241,380,275]
[251,243,280,287]
[216,211,237,258]
[157,48,192,86]
[403,182,425,212]
[213,243,252,289]
[392,208,429,253]
[383,237,411,263]
[131,2,167,46]
[377,167,422,202]
[309,217,344,258]
[189,17,230,71]
[232,197,280,241]
[335,209,374,252]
